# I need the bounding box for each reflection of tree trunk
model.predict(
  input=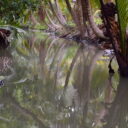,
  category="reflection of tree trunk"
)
[81,48,98,124]
[39,37,51,79]
[94,73,114,127]
[0,90,48,128]
[75,47,101,99]
[6,95,48,128]
[48,40,65,74]
[103,78,128,128]
[28,36,36,48]
[73,47,102,126]
[64,46,81,89]
[47,39,66,88]
[53,44,66,89]
[105,74,114,103]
